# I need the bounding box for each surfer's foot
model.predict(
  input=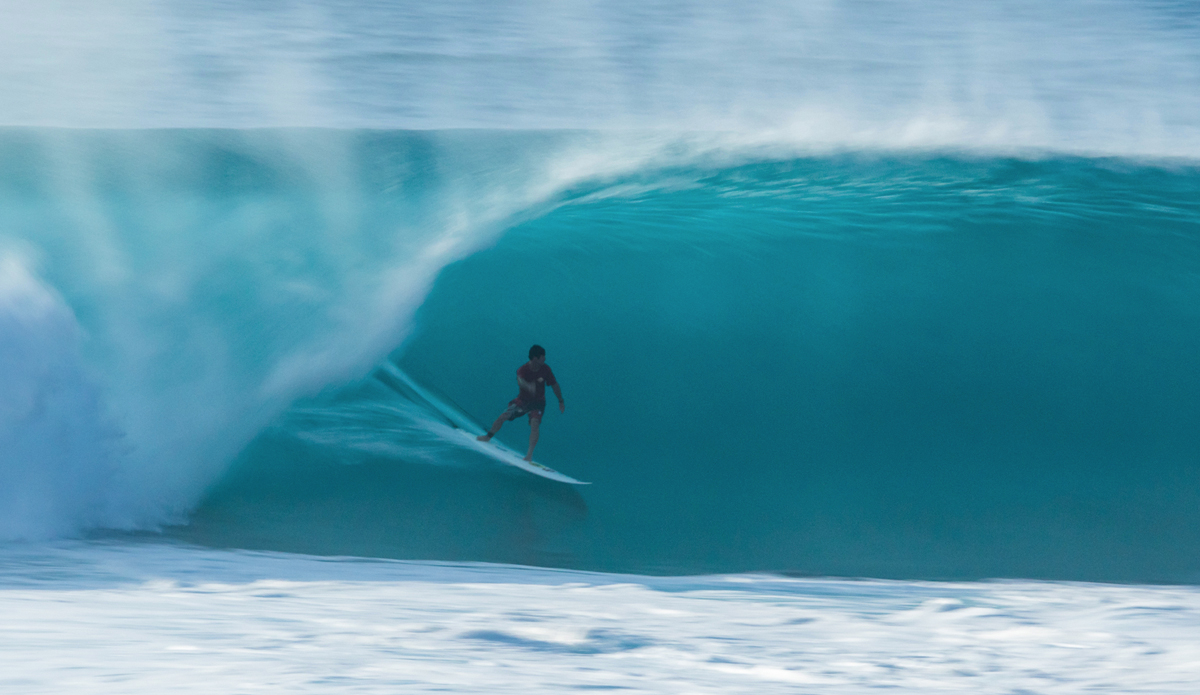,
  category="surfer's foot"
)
[523,453,533,462]
[477,433,493,441]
